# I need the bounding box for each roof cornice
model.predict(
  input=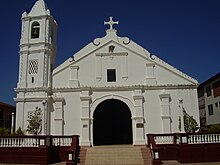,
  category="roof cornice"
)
[52,84,198,93]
